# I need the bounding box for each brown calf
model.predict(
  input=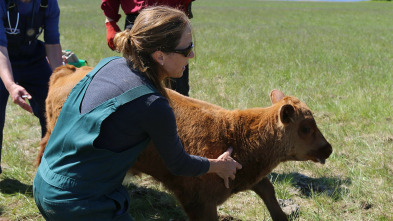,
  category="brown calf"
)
[36,65,332,221]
